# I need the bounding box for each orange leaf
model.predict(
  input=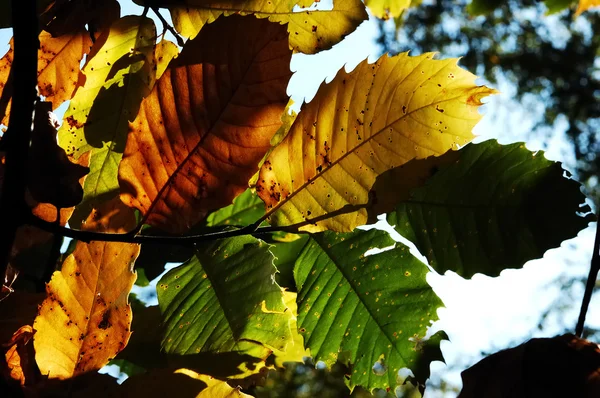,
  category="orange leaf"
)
[118,15,292,233]
[37,30,92,109]
[33,198,139,379]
